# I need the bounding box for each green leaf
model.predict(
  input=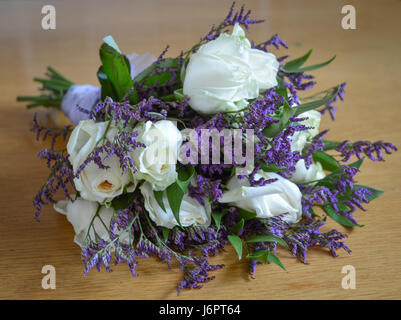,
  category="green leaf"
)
[165,166,195,227]
[166,182,184,228]
[228,235,243,260]
[323,205,358,227]
[312,150,341,172]
[133,58,180,85]
[176,166,195,193]
[263,99,293,138]
[230,218,245,234]
[174,88,186,101]
[260,163,285,173]
[349,157,364,169]
[292,85,340,115]
[283,49,313,72]
[267,252,286,271]
[212,211,226,232]
[97,66,115,101]
[99,40,137,102]
[153,190,166,212]
[247,249,269,263]
[246,234,288,248]
[161,227,170,242]
[275,76,288,100]
[110,192,136,211]
[286,55,336,73]
[322,139,342,151]
[237,208,257,221]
